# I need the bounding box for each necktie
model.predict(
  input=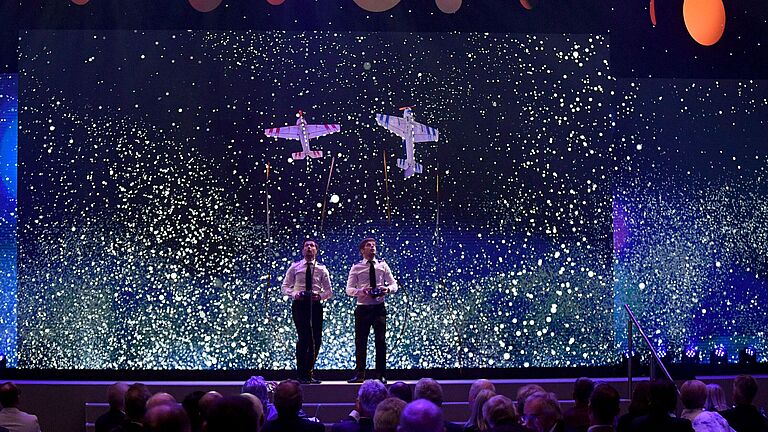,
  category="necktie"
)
[305,262,313,297]
[368,260,376,290]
